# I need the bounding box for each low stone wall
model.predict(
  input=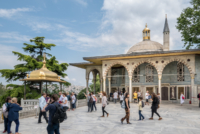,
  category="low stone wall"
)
[0,105,37,124]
